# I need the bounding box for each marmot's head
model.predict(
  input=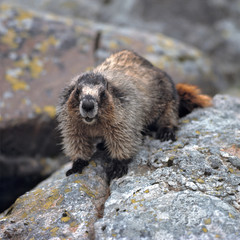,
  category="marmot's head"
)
[69,72,109,125]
